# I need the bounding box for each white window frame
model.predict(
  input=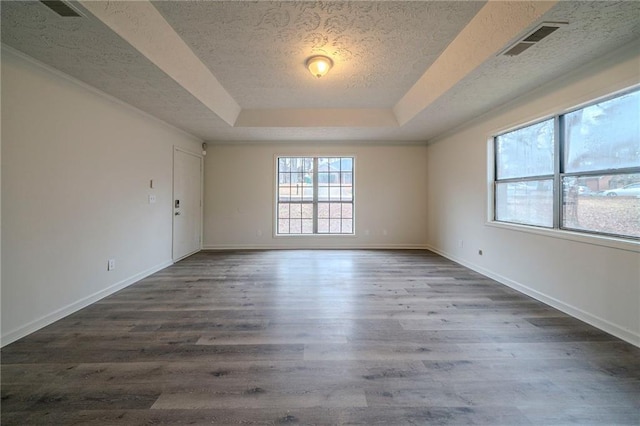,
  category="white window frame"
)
[487,87,640,253]
[274,155,355,236]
